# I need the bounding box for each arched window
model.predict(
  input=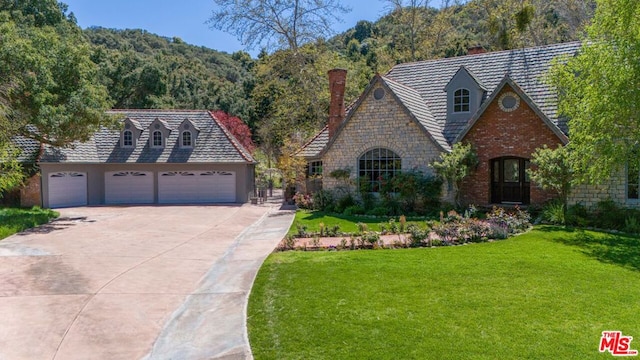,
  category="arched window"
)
[182,131,192,147]
[152,130,163,147]
[453,88,470,113]
[123,130,133,147]
[358,148,401,192]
